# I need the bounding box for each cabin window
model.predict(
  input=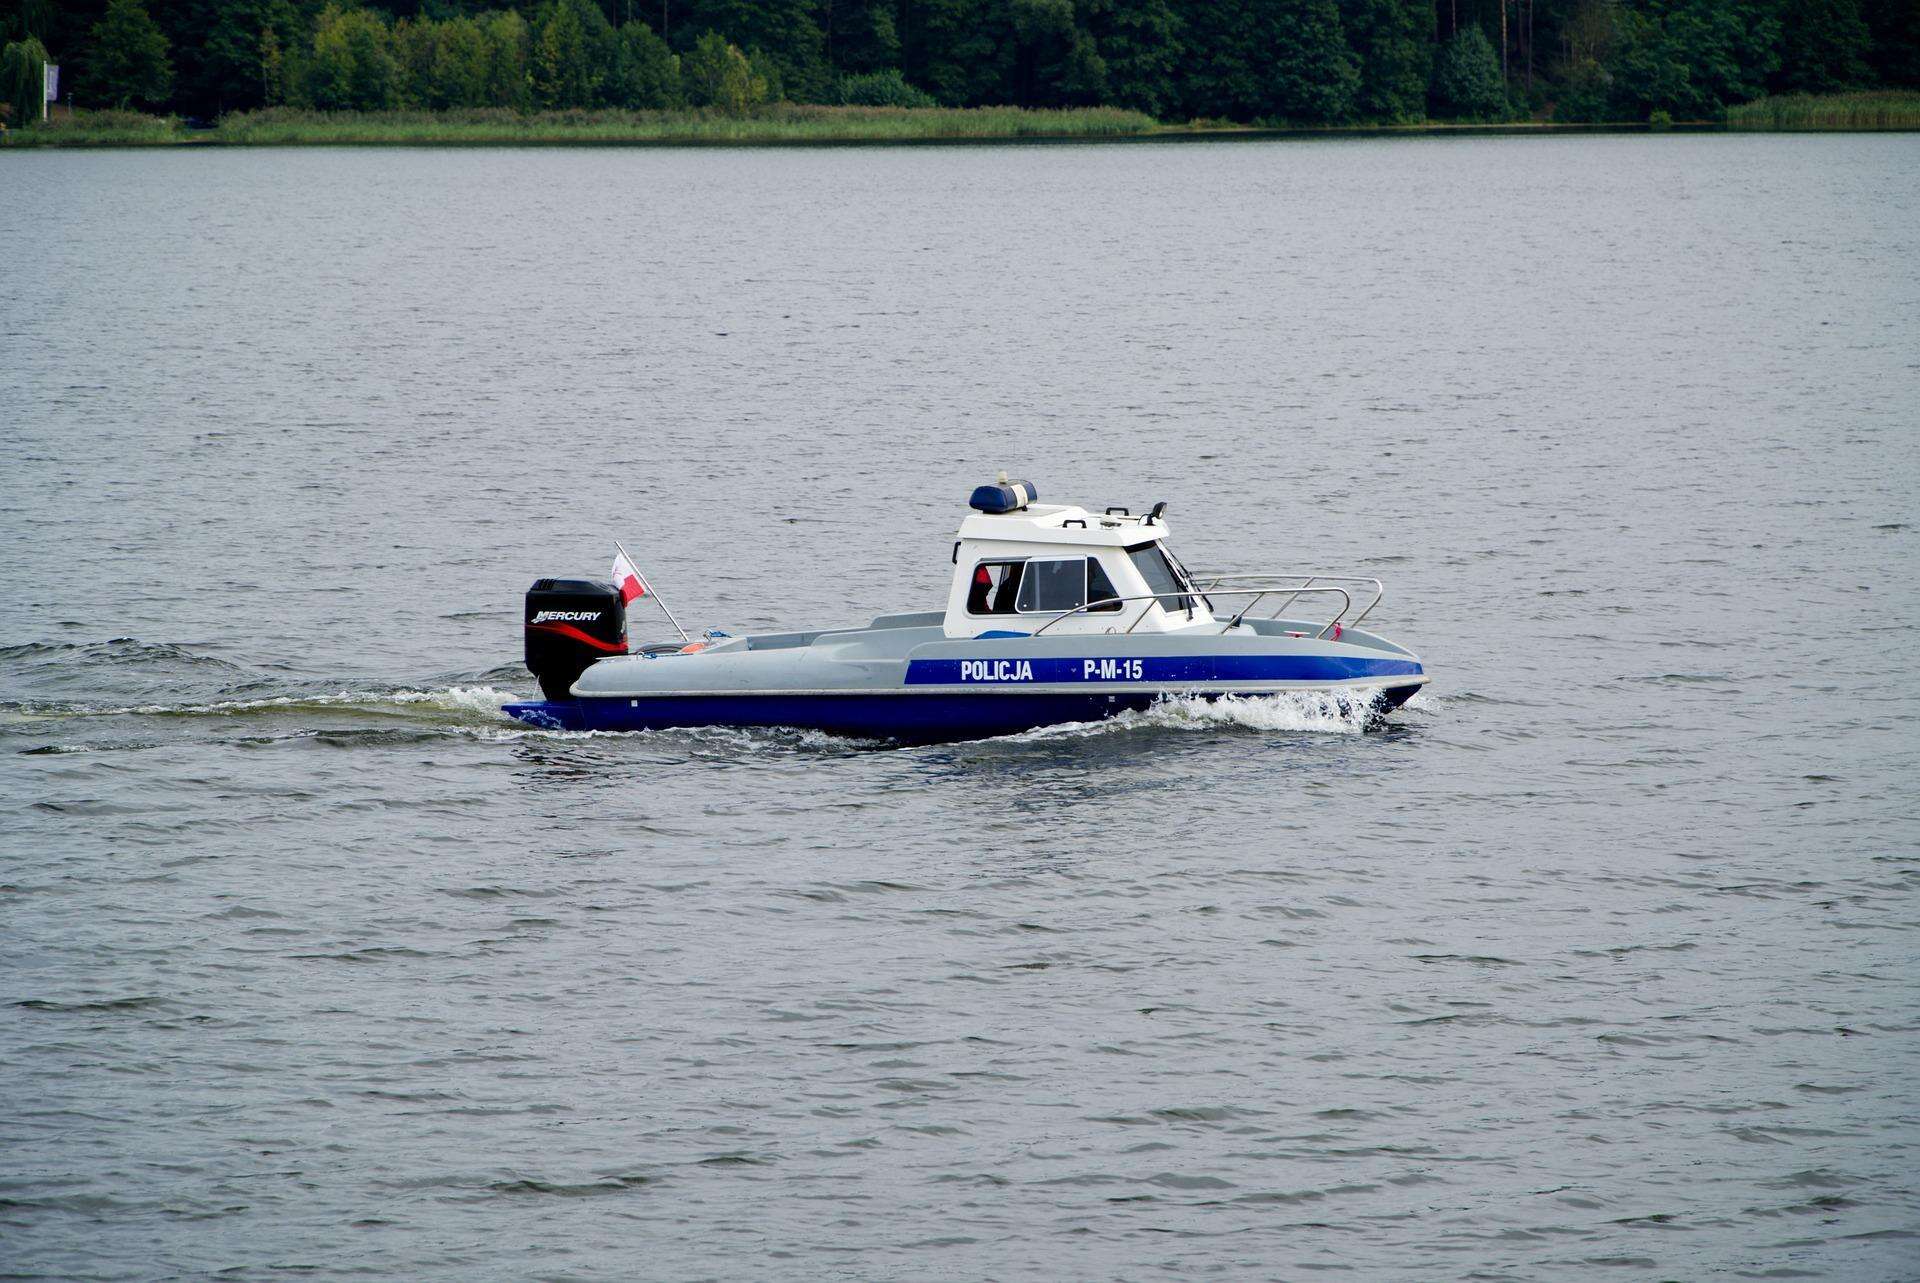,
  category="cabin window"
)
[1016,558,1090,614]
[971,557,1127,617]
[996,557,1127,616]
[1087,558,1122,612]
[967,561,1025,615]
[1127,542,1194,614]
